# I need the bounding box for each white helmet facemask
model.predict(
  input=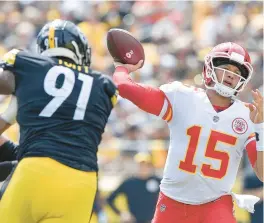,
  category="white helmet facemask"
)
[203,52,253,98]
[210,66,247,98]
